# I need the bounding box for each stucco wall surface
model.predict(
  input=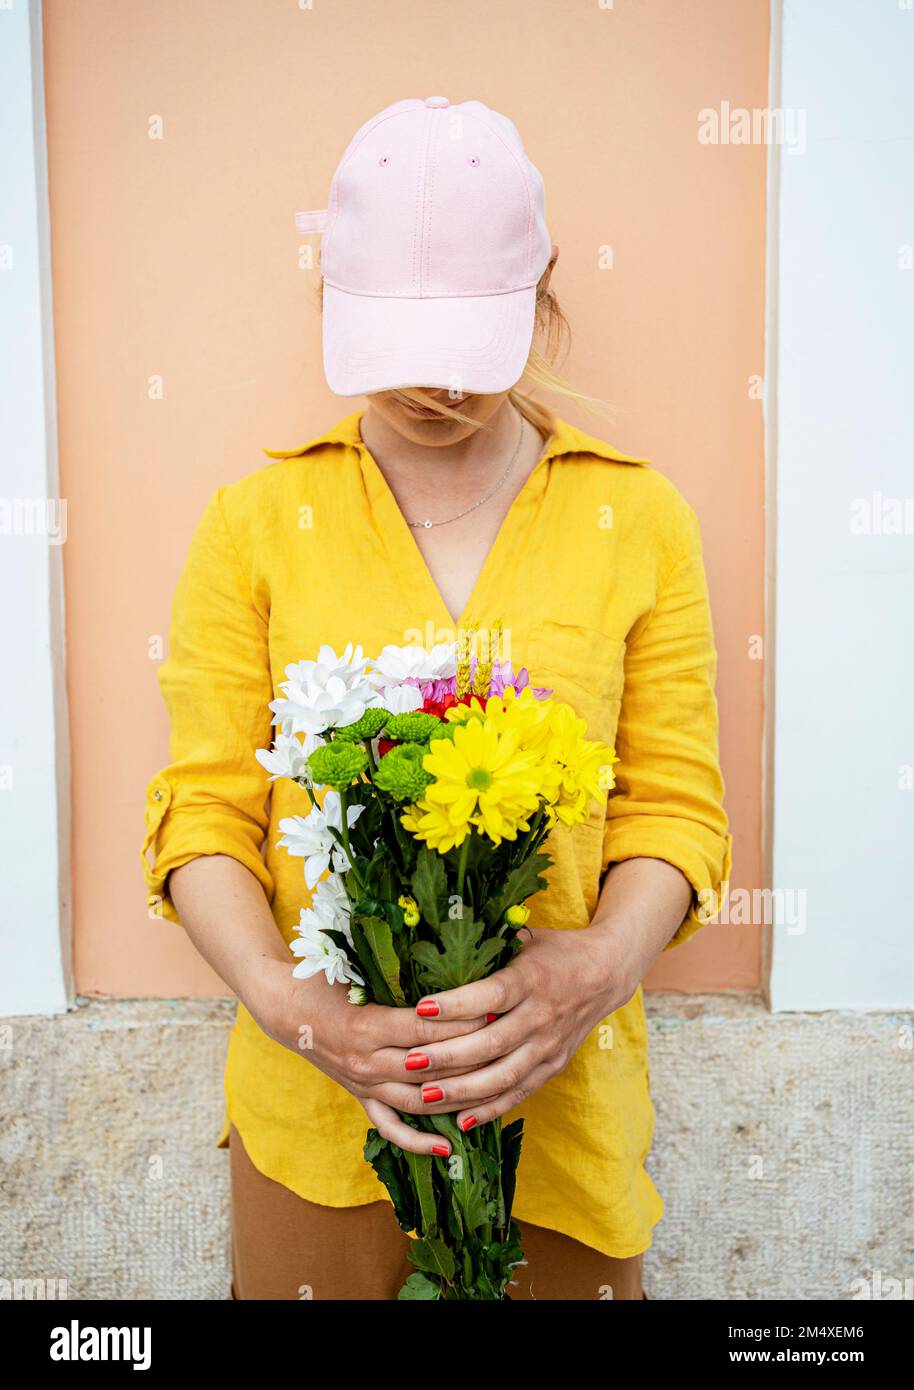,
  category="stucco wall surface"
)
[0,995,910,1301]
